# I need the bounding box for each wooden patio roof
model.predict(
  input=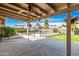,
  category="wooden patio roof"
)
[0,3,79,22]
